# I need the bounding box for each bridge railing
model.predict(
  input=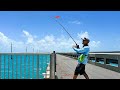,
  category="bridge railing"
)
[0,53,50,79]
[58,53,120,73]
